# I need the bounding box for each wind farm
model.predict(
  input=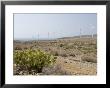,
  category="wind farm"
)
[13,13,97,75]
